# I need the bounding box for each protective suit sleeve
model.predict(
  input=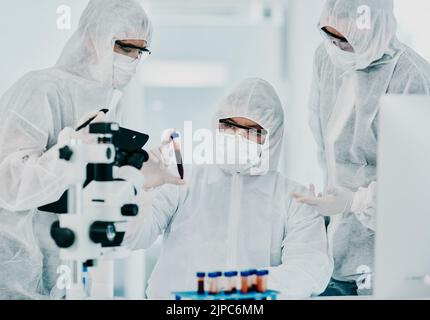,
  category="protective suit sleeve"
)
[0,85,69,211]
[124,184,183,250]
[388,51,430,96]
[267,184,332,299]
[351,52,430,231]
[351,182,377,231]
